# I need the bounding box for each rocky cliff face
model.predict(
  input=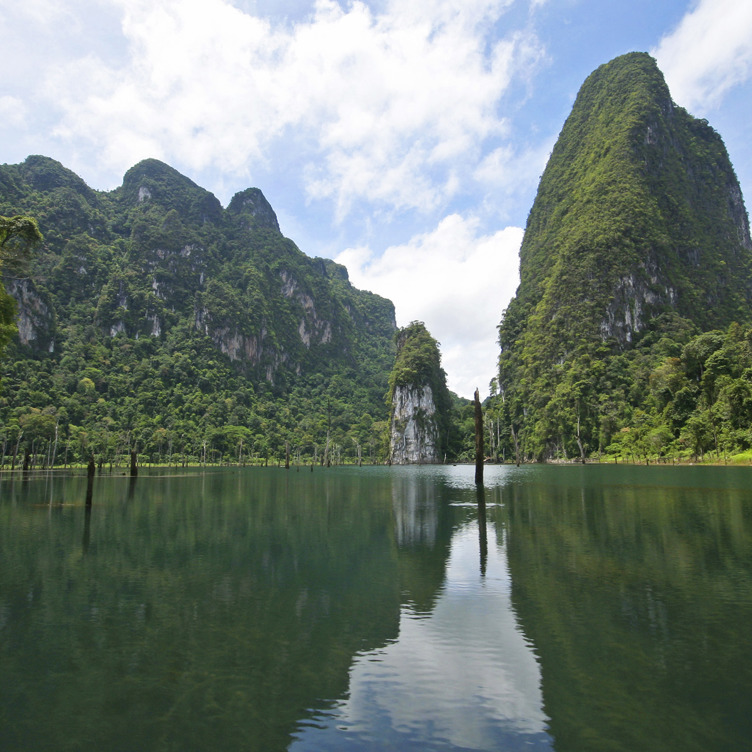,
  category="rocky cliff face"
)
[5,278,55,352]
[389,383,440,464]
[387,322,451,465]
[0,155,397,424]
